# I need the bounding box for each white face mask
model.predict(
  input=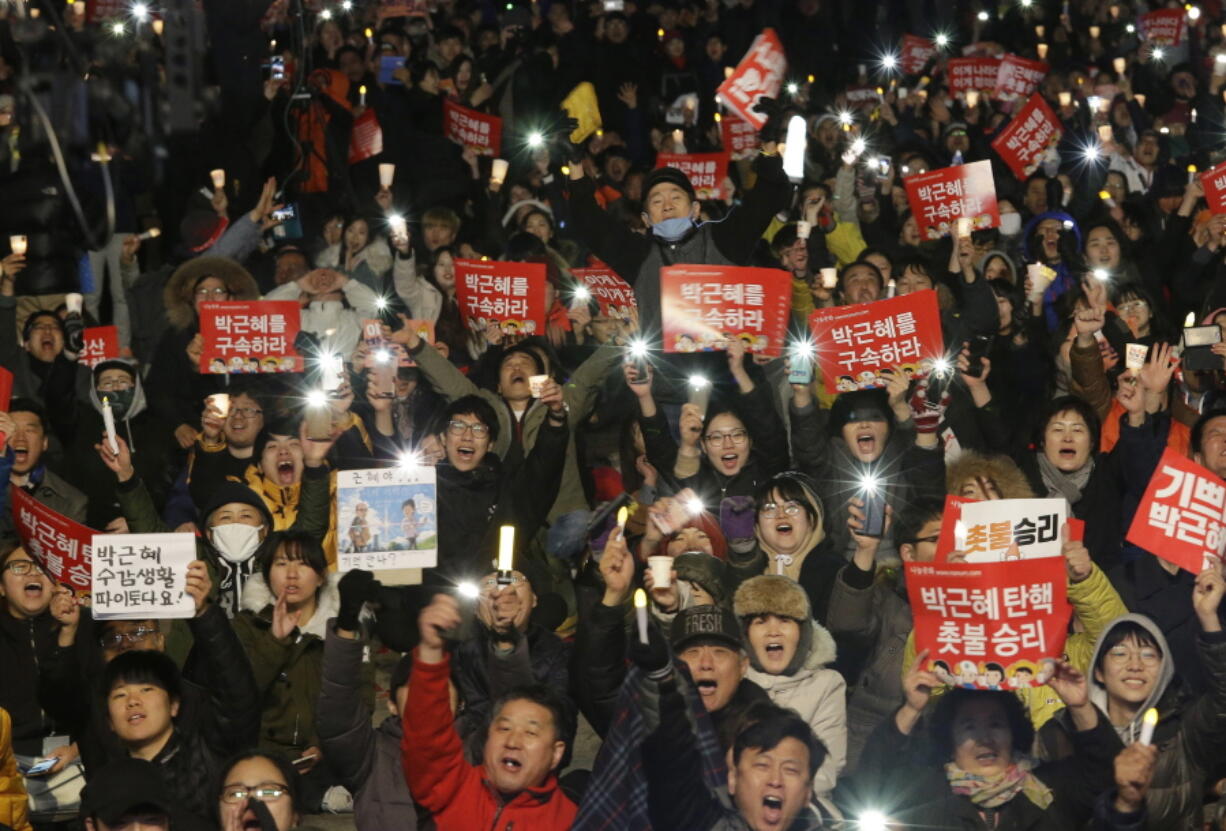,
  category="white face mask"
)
[210,523,264,563]
[999,213,1022,236]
